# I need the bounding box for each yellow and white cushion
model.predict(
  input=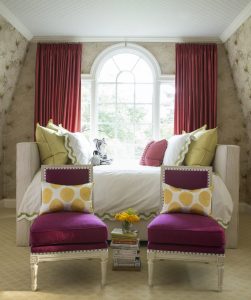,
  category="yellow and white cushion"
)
[161,183,212,216]
[40,182,93,214]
